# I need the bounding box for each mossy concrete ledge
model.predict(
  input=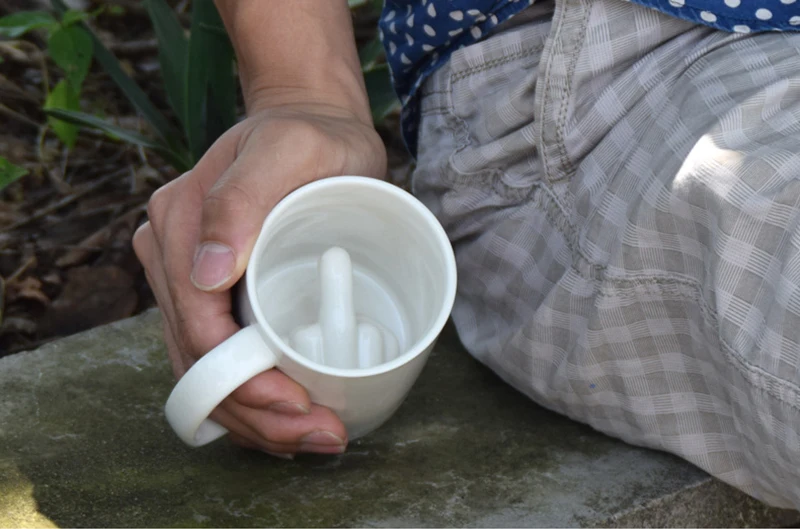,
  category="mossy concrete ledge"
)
[1,309,798,528]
